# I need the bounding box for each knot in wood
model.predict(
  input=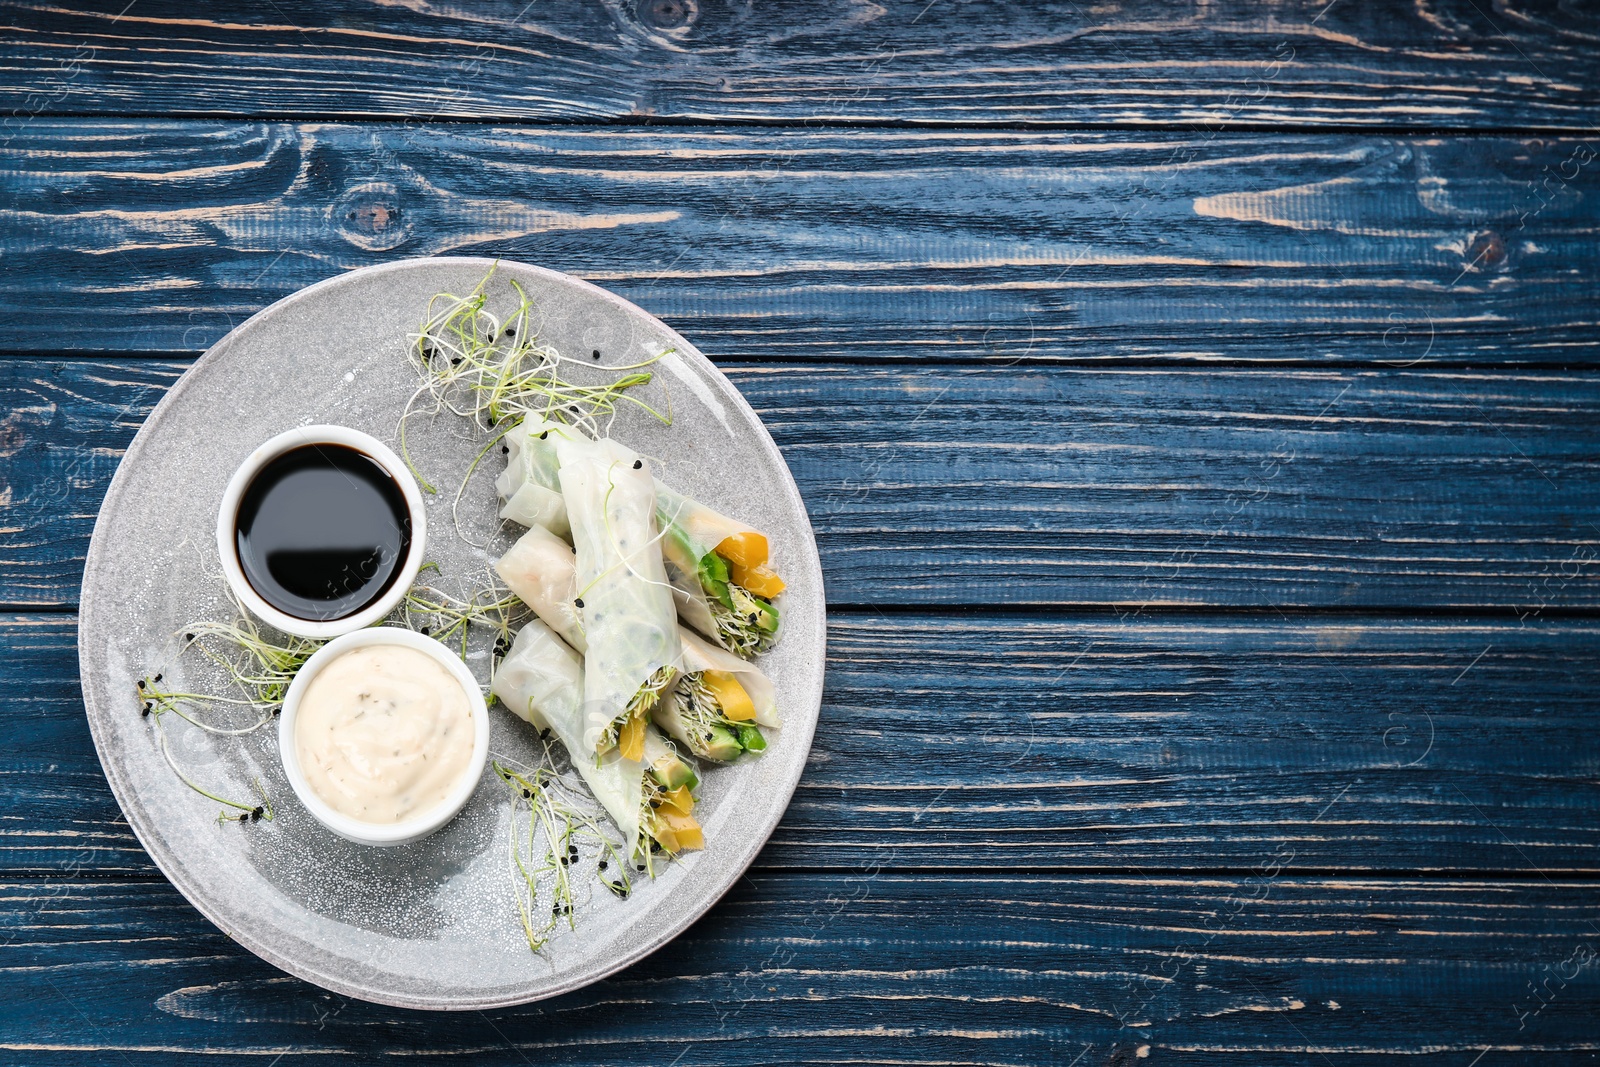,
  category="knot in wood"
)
[638,0,699,32]
[334,182,410,251]
[1464,229,1507,272]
